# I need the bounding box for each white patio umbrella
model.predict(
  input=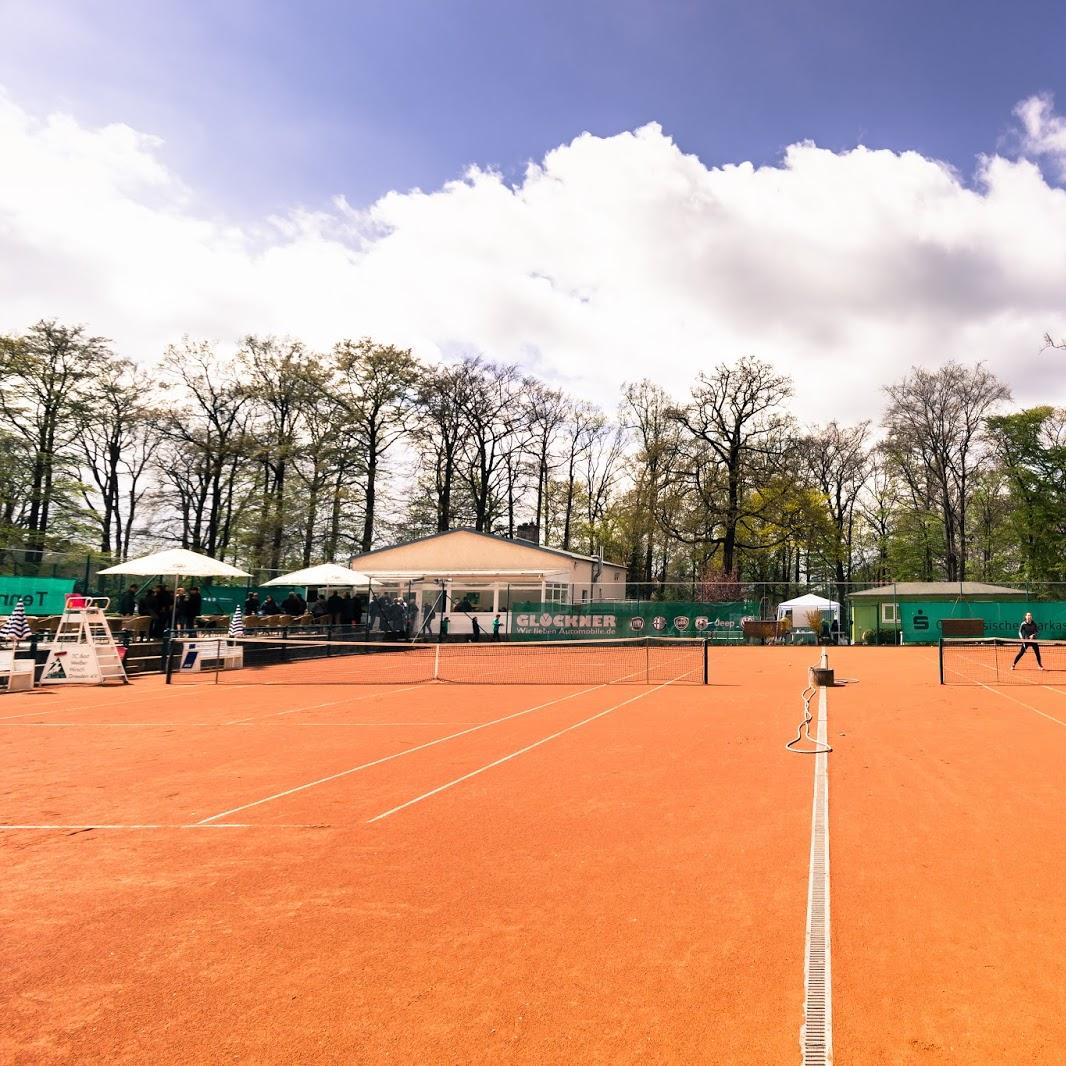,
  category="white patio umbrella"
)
[99,548,251,634]
[261,563,373,587]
